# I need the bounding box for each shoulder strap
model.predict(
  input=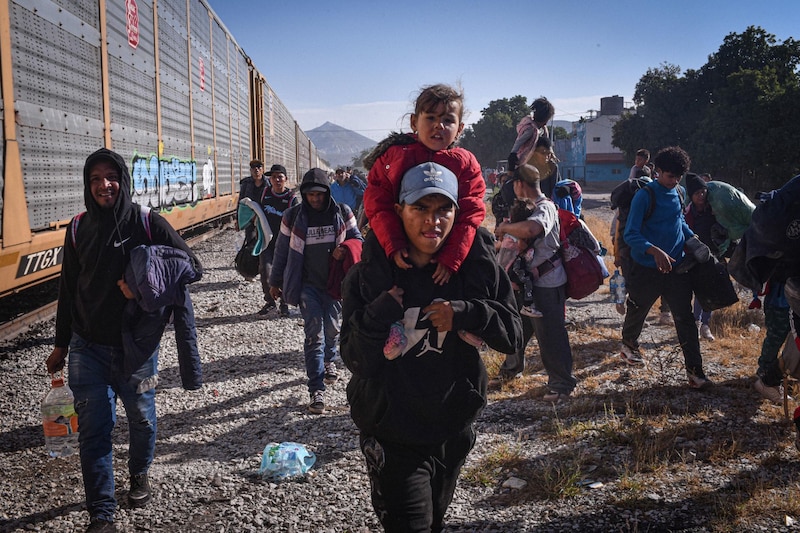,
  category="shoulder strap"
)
[139,205,152,241]
[70,212,87,248]
[644,185,685,221]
